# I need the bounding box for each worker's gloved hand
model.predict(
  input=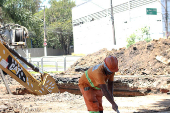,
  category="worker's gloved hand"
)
[112,102,118,111]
